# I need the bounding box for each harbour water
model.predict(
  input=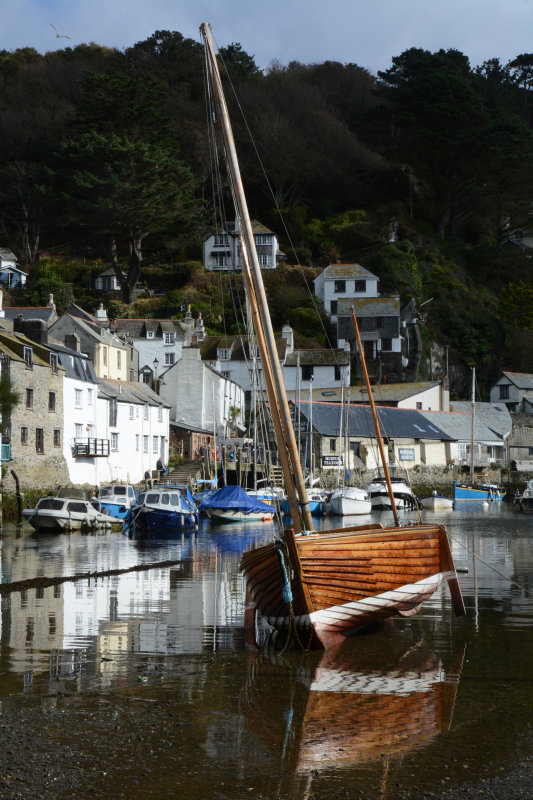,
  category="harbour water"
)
[1,504,532,798]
